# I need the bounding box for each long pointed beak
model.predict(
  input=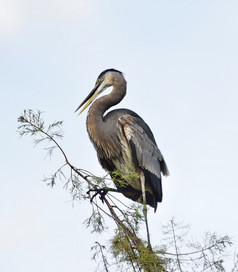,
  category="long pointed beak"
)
[75,85,99,115]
